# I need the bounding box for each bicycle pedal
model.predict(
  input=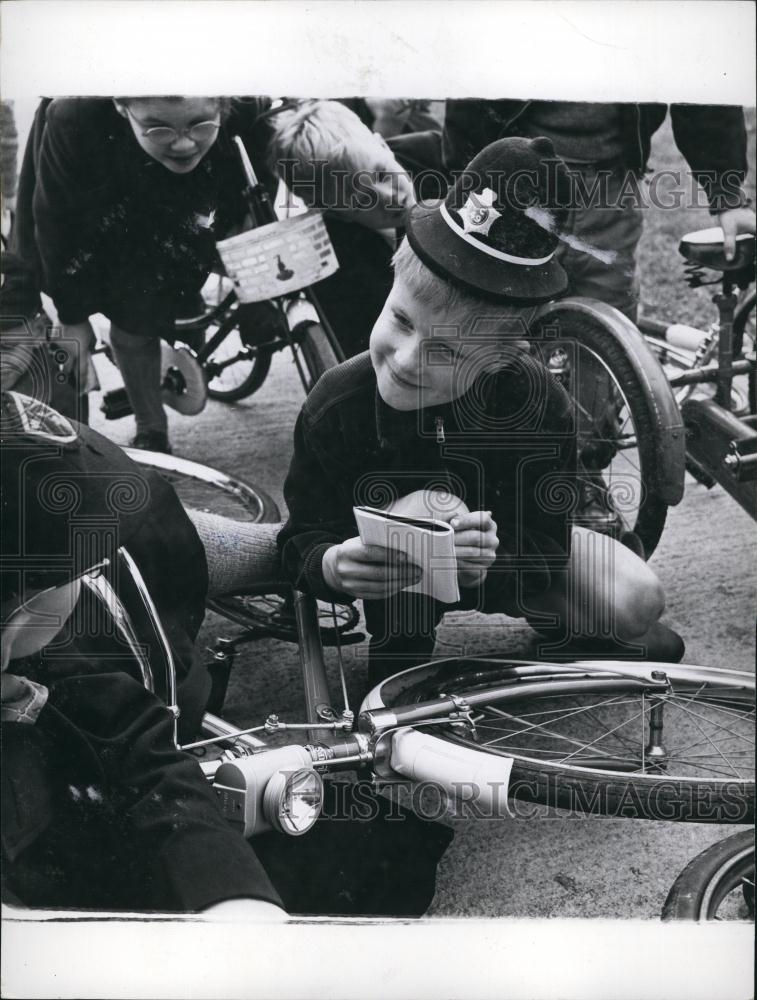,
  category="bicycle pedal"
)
[100,387,133,420]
